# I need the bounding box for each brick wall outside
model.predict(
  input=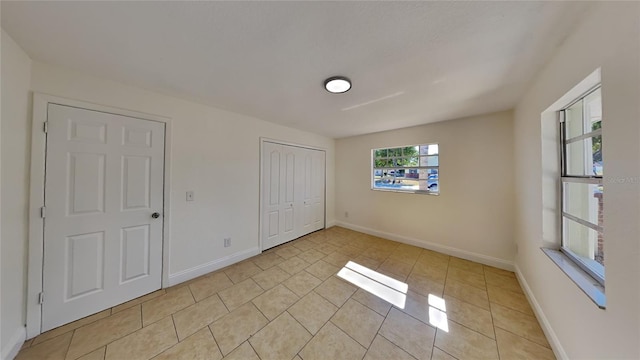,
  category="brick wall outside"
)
[594,192,604,265]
